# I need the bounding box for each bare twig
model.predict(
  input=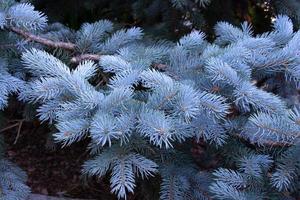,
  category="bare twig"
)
[152,63,167,70]
[7,26,102,63]
[8,119,25,123]
[13,119,24,144]
[70,54,101,63]
[0,43,17,49]
[6,26,172,68]
[0,123,19,133]
[7,26,76,51]
[232,133,294,148]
